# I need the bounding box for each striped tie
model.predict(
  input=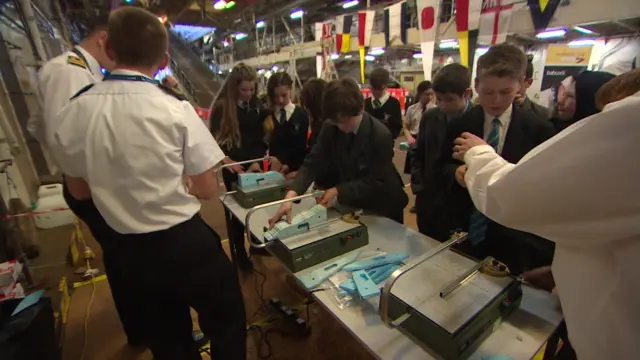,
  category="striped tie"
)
[468,118,501,245]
